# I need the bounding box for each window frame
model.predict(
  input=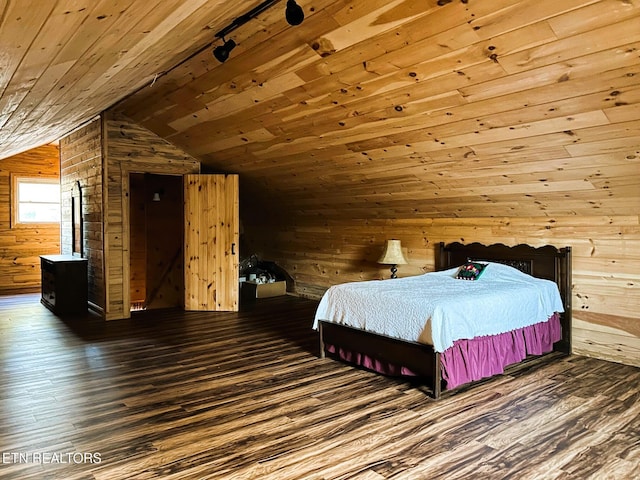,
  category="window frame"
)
[11,175,61,228]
